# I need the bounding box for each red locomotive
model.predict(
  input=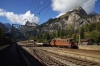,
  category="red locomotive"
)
[50,38,78,48]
